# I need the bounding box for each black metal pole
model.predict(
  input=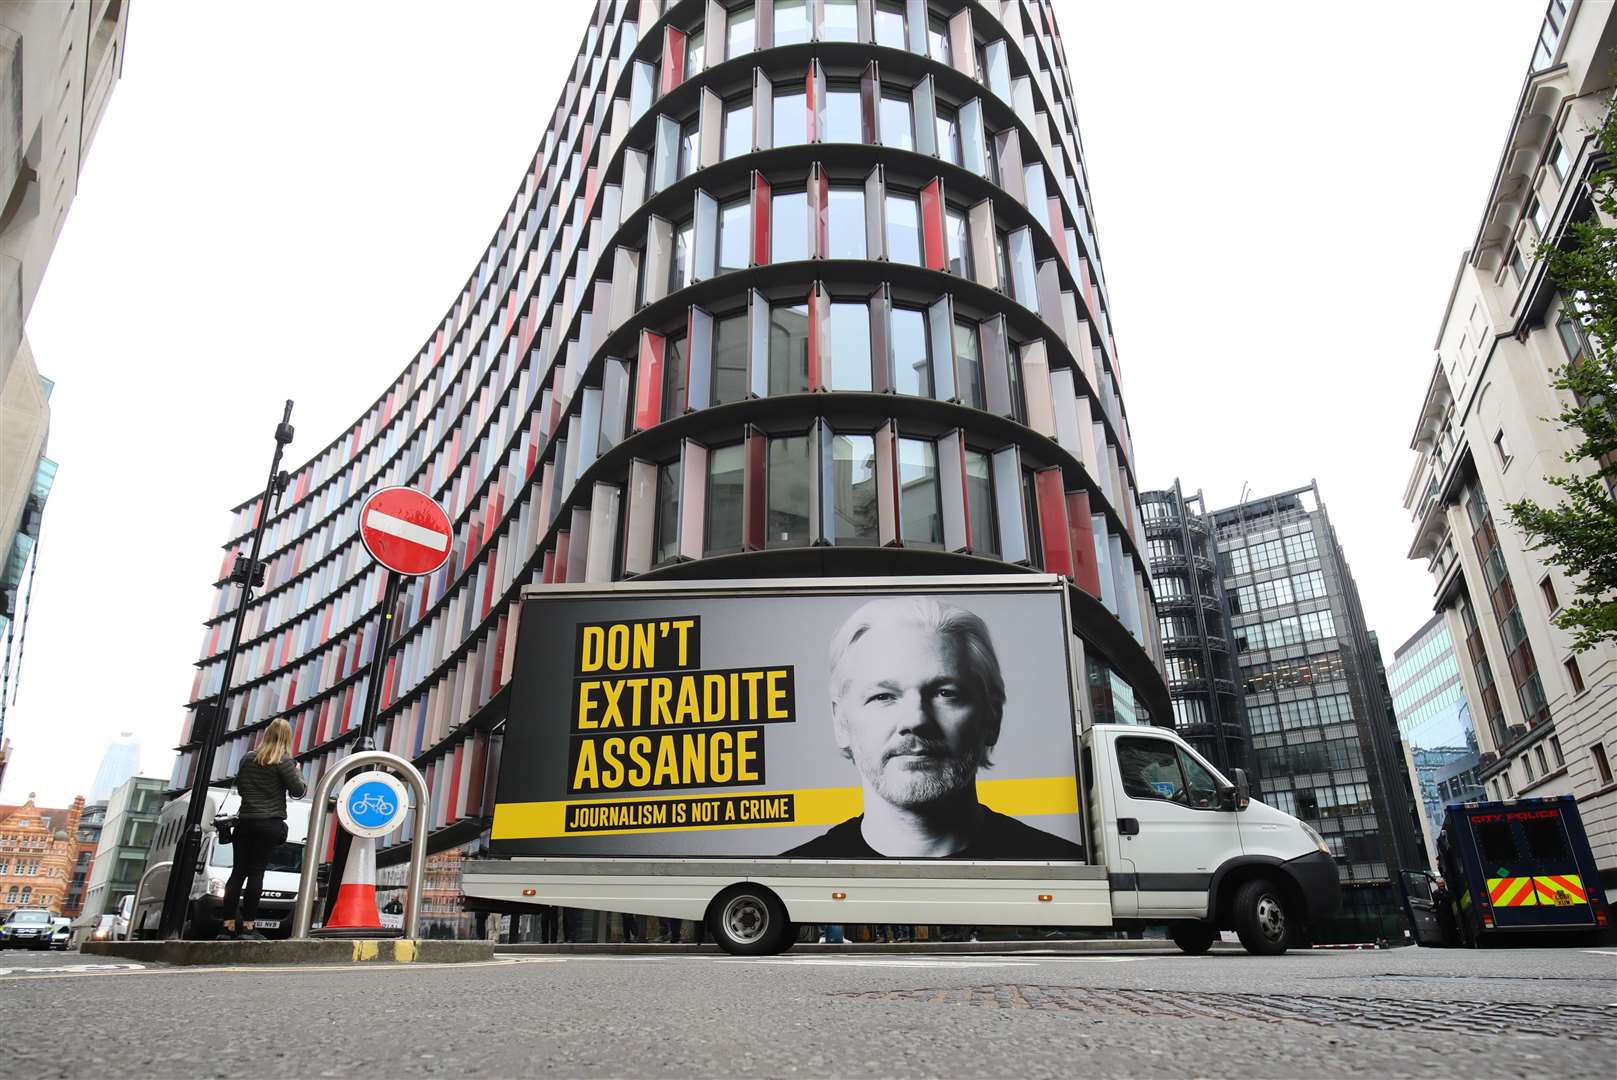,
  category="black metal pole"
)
[159,401,294,939]
[320,567,404,926]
